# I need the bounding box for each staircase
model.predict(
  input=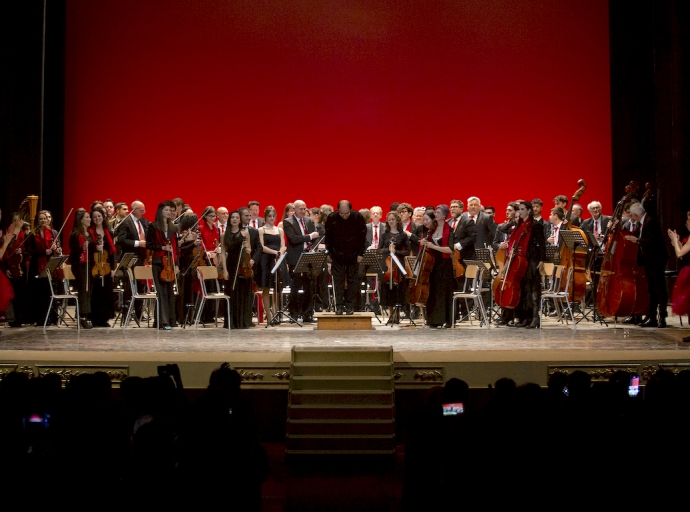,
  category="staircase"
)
[285,346,396,455]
